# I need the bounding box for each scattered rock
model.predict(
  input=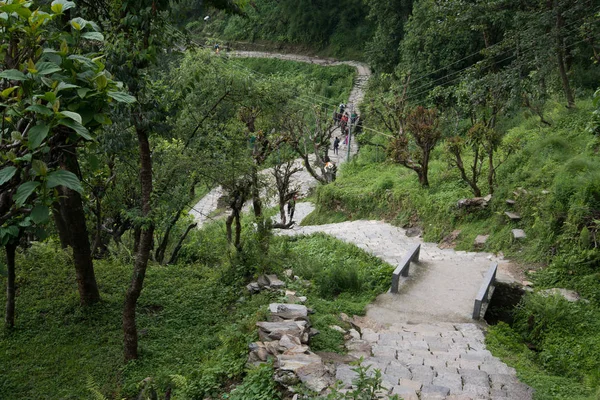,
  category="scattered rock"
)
[296,362,334,393]
[284,269,294,279]
[266,274,285,289]
[540,288,582,302]
[506,199,516,205]
[339,313,351,323]
[330,325,346,334]
[439,230,461,249]
[541,190,550,195]
[345,339,372,358]
[474,235,489,247]
[348,329,361,340]
[512,229,526,239]
[257,275,270,288]
[505,211,522,221]
[351,315,384,332]
[269,303,308,320]
[297,296,307,303]
[406,227,422,238]
[246,282,260,293]
[522,281,534,287]
[257,321,308,342]
[457,196,491,210]
[277,353,322,372]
